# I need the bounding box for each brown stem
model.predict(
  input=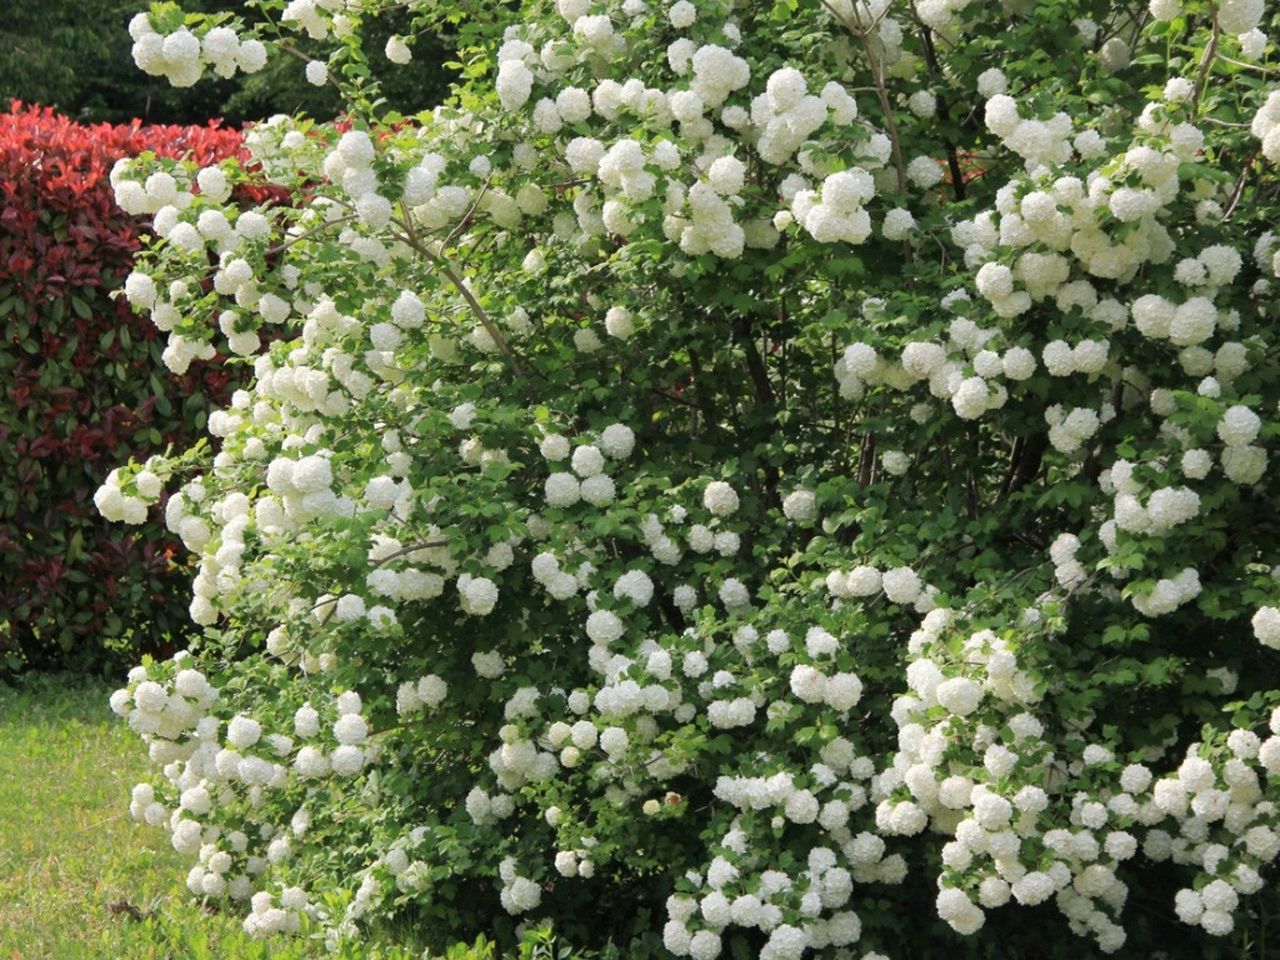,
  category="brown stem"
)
[1193,4,1221,119]
[729,316,781,512]
[913,17,966,202]
[648,385,702,411]
[733,316,775,407]
[267,214,358,256]
[1222,151,1256,222]
[392,216,529,378]
[687,347,724,439]
[276,41,345,94]
[965,463,980,519]
[442,175,493,250]
[857,434,876,487]
[997,436,1024,502]
[1010,433,1048,493]
[371,538,449,568]
[821,0,908,193]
